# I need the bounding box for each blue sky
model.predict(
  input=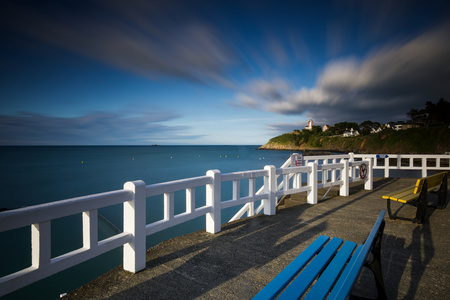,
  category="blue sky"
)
[1,0,449,145]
